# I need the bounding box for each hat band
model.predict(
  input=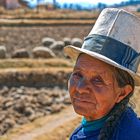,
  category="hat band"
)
[82,34,140,72]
